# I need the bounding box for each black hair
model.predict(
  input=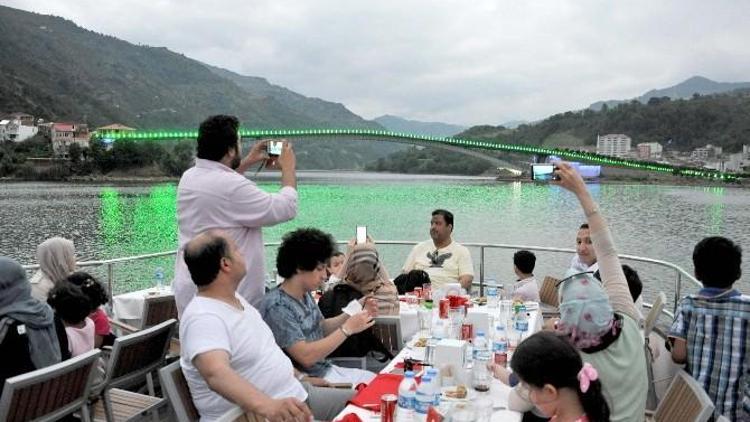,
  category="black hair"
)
[331,251,345,259]
[66,271,109,310]
[511,331,610,422]
[593,265,642,302]
[432,209,454,228]
[184,234,232,287]
[514,250,536,274]
[394,269,431,295]
[579,223,590,230]
[47,283,92,325]
[276,228,335,278]
[693,236,742,288]
[196,115,240,161]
